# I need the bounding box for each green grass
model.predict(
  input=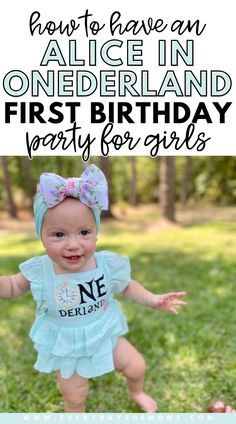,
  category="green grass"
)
[1,213,236,412]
